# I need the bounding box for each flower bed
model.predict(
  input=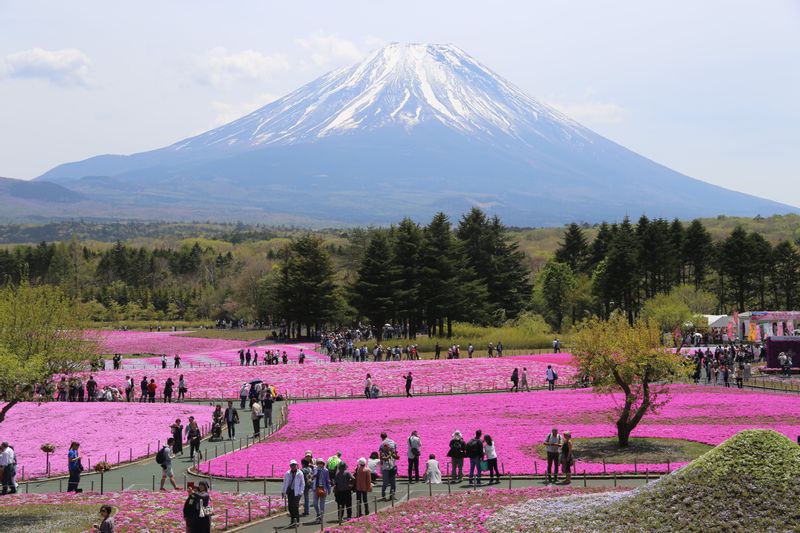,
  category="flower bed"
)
[1,402,214,478]
[95,330,328,368]
[327,486,621,533]
[0,490,283,532]
[80,354,576,400]
[200,385,800,478]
